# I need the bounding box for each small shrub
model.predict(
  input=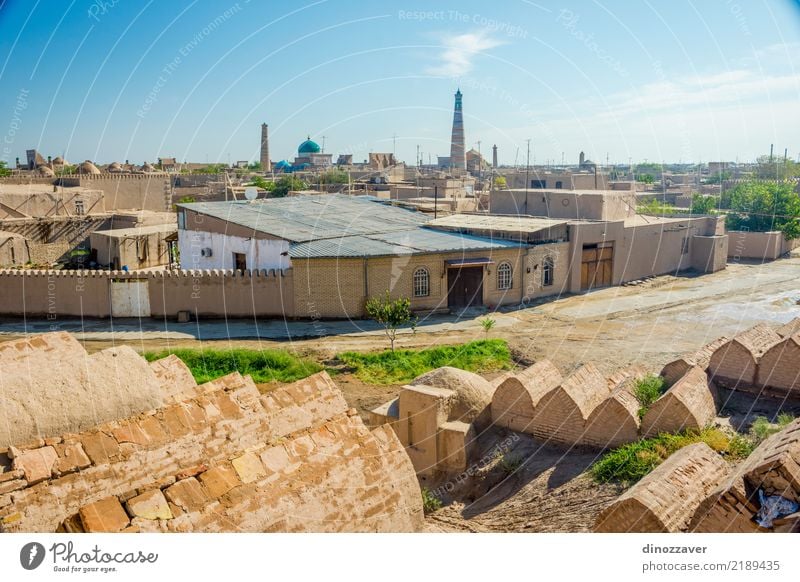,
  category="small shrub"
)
[633,374,667,419]
[480,316,496,337]
[421,487,442,514]
[497,453,523,475]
